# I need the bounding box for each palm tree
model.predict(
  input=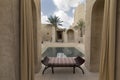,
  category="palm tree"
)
[75,19,85,37]
[47,15,63,41]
